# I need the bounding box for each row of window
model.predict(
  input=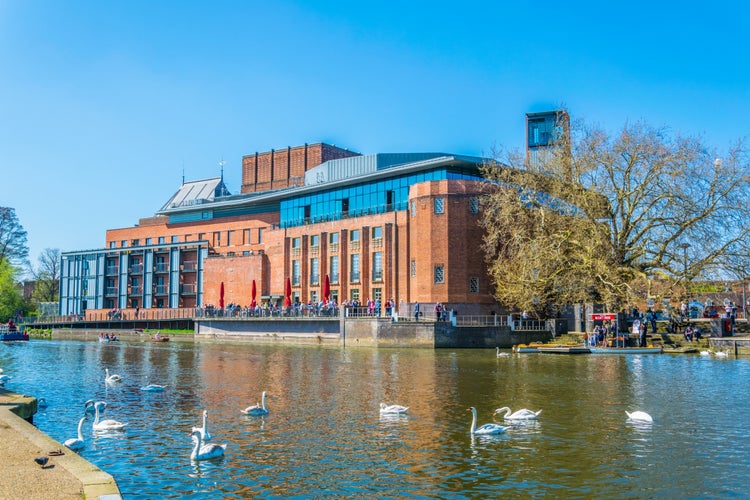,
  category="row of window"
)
[111,228,266,249]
